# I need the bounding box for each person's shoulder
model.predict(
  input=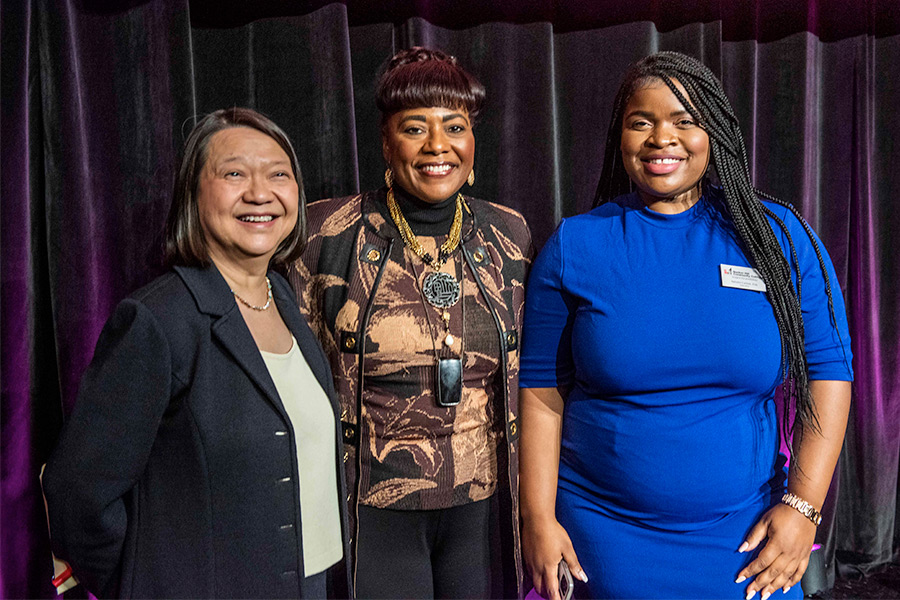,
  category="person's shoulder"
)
[557,197,631,236]
[757,197,819,242]
[308,192,365,214]
[307,192,367,228]
[466,197,531,240]
[128,270,189,310]
[92,271,191,350]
